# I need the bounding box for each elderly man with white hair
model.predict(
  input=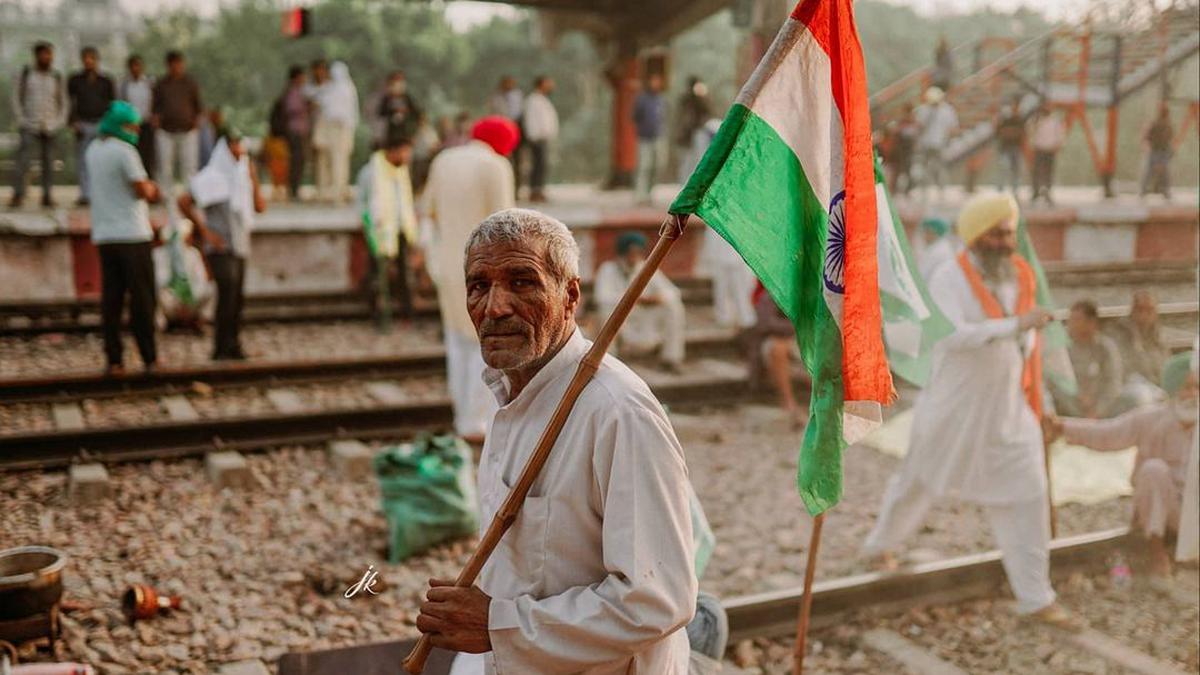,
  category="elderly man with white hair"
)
[862,193,1081,630]
[413,208,697,674]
